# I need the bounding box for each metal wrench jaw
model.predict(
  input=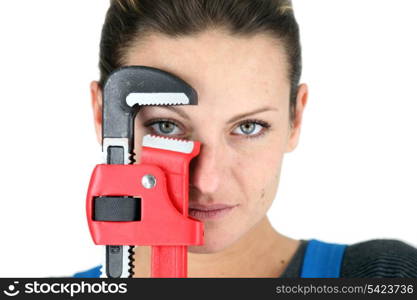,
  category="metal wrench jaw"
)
[97,66,198,278]
[102,66,198,164]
